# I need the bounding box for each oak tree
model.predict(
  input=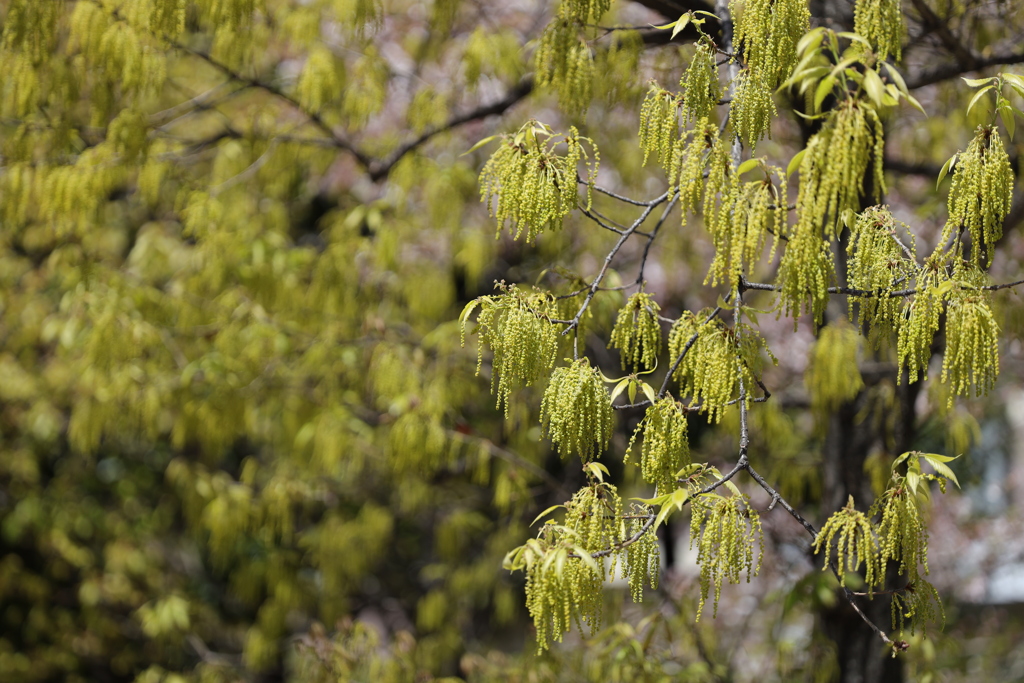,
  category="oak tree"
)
[1,0,1023,682]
